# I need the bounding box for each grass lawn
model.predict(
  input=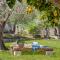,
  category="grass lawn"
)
[0,39,60,60]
